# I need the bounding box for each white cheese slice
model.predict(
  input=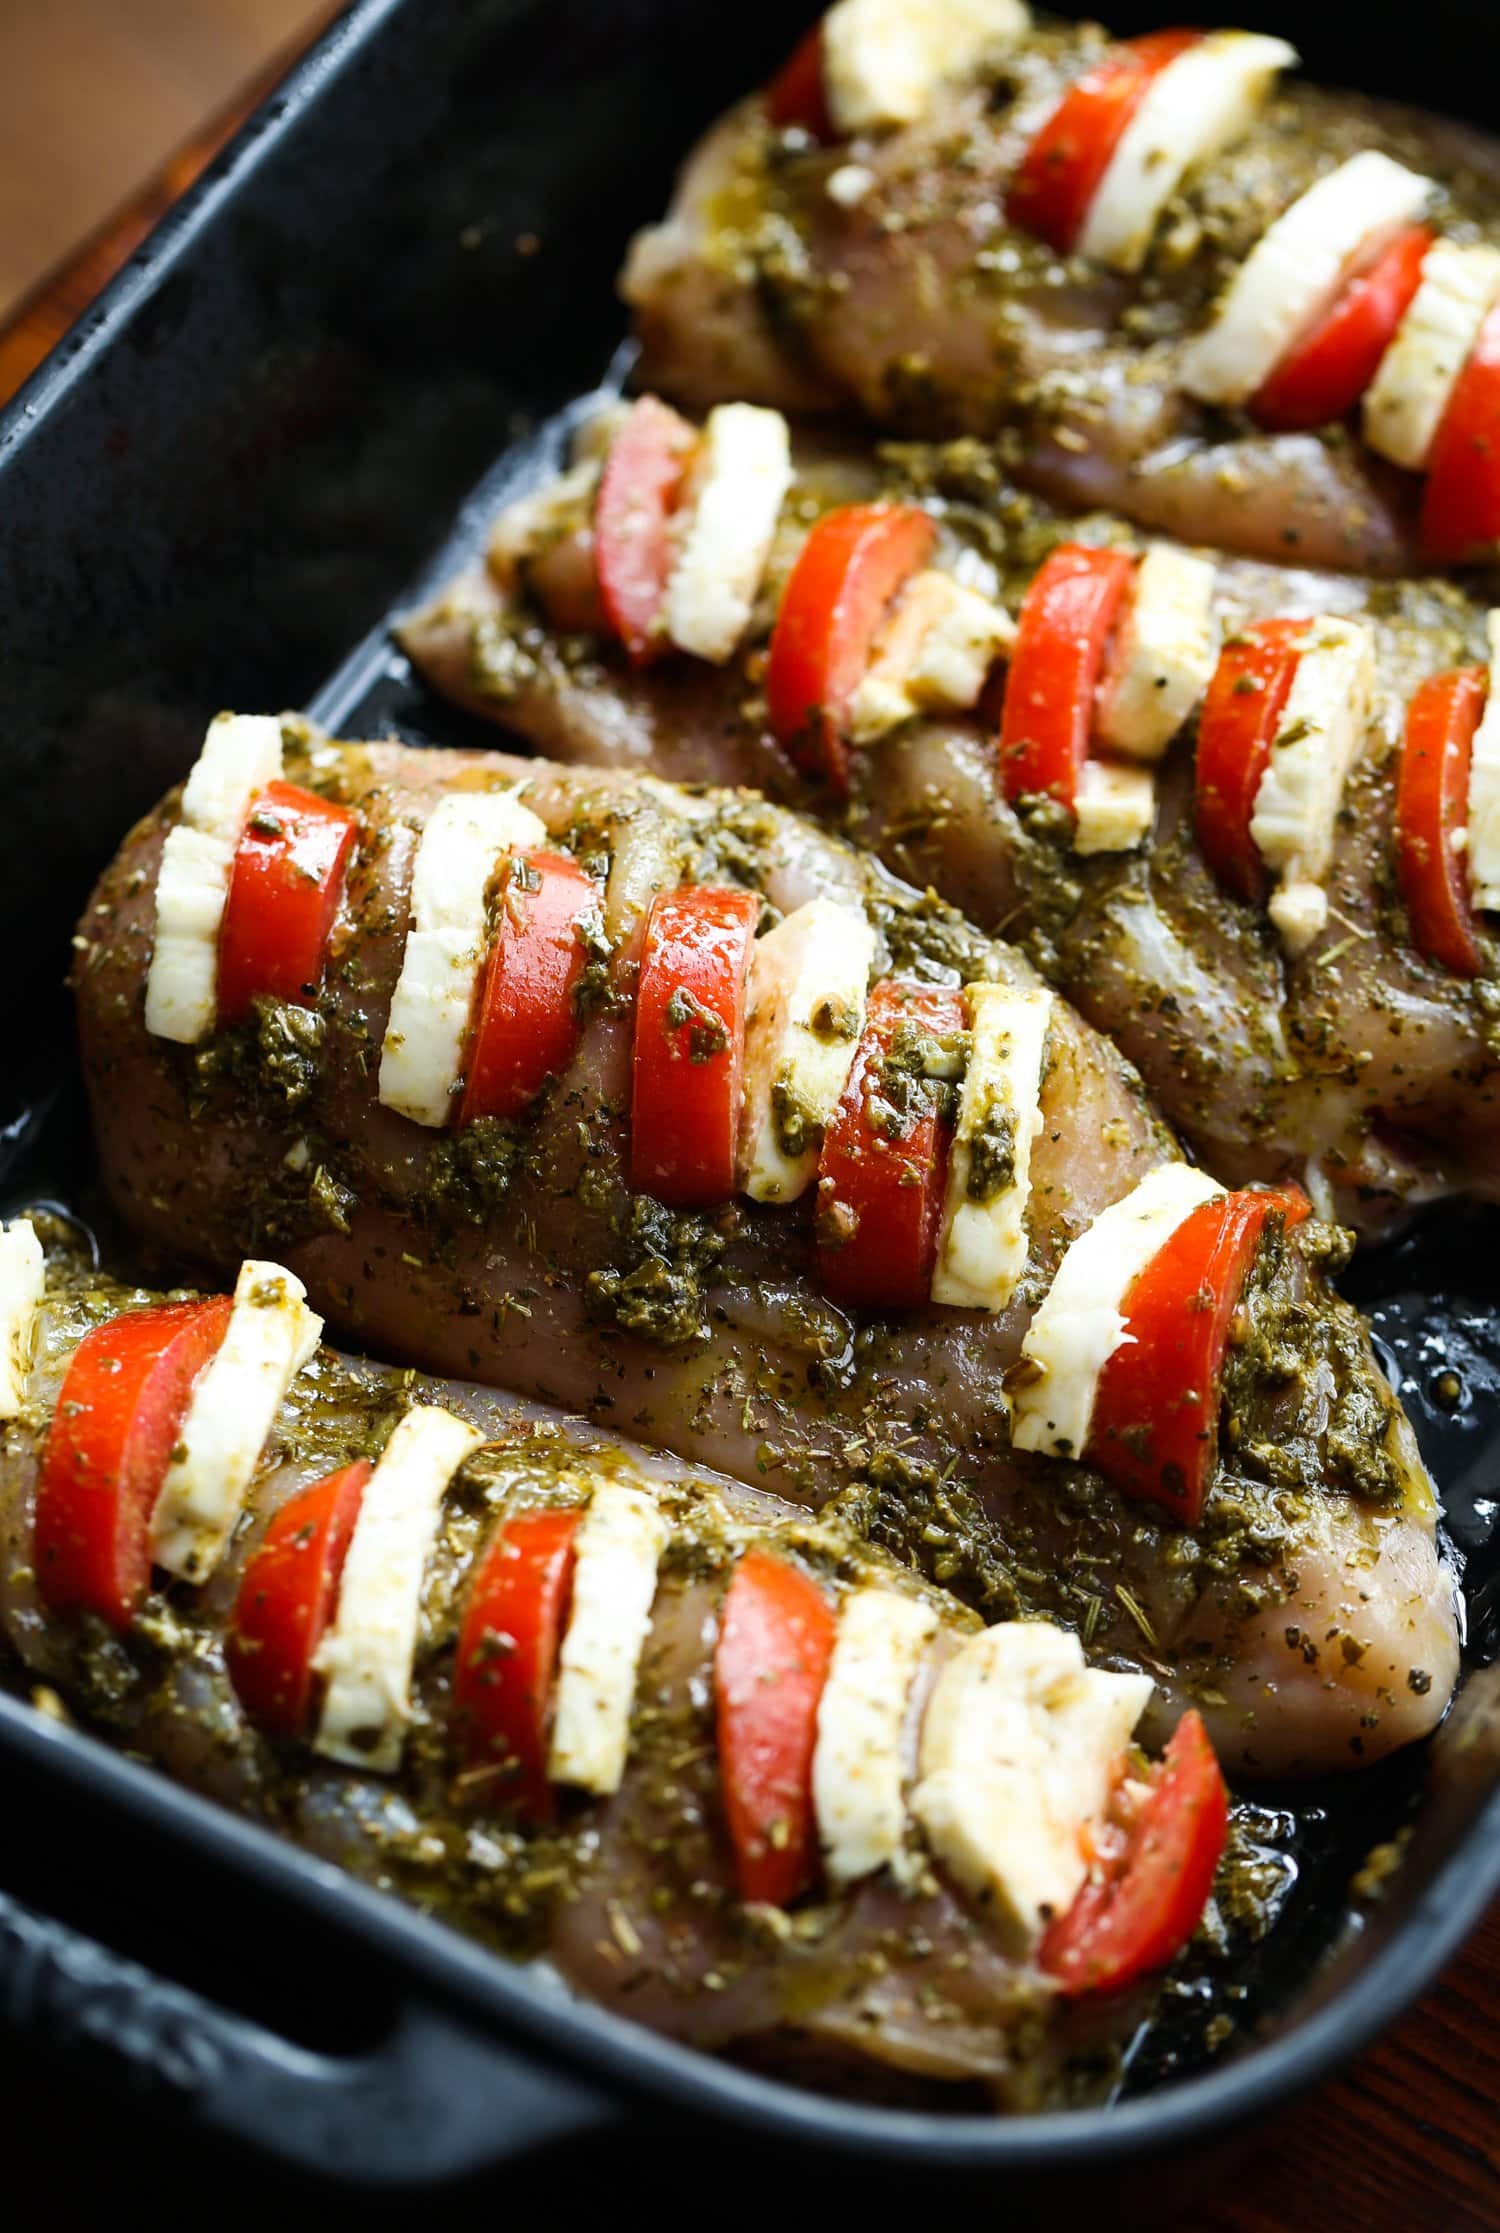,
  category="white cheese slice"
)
[911,1621,1152,1947]
[1011,1162,1225,1459]
[0,1219,44,1420]
[314,1405,483,1772]
[1077,32,1298,275]
[1095,545,1218,762]
[1466,609,1500,916]
[150,1260,323,1582]
[662,404,792,664]
[378,788,546,1127]
[813,1587,939,1888]
[1249,616,1376,955]
[1073,756,1157,855]
[739,898,876,1202]
[1363,240,1500,472]
[548,1480,668,1796]
[821,0,1030,135]
[849,568,1014,743]
[1180,152,1434,408]
[144,713,285,1044]
[932,984,1051,1312]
